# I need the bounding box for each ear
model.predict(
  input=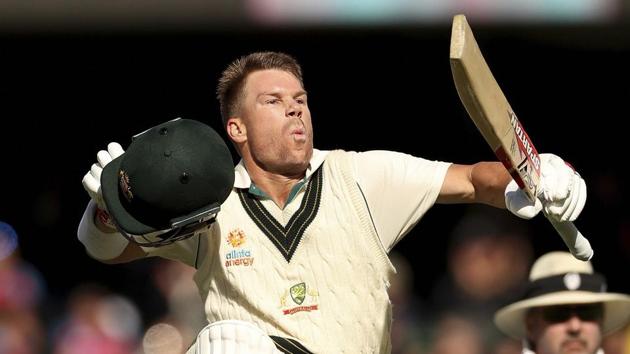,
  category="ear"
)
[525,310,541,343]
[227,117,246,143]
